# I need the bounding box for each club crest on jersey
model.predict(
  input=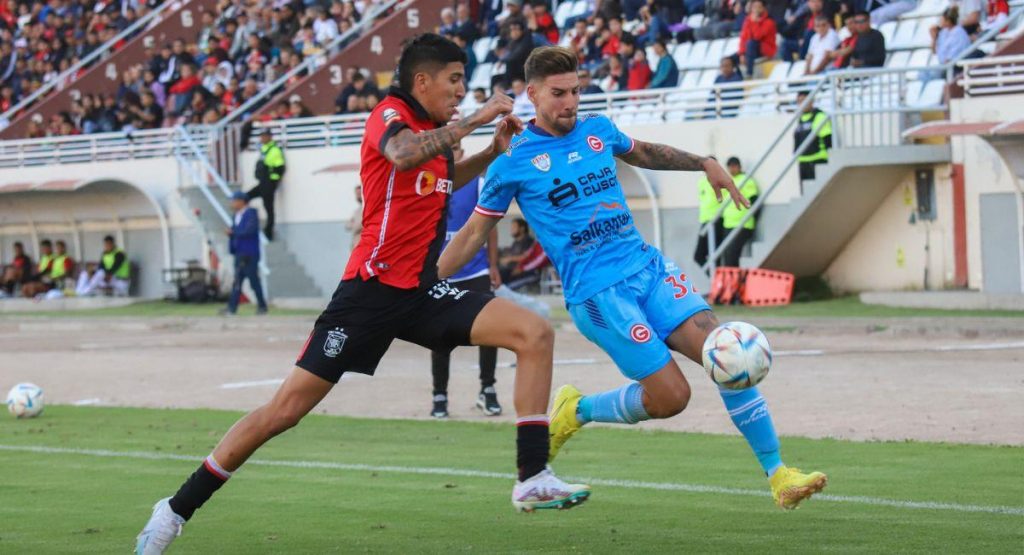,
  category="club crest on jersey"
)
[324,328,347,357]
[587,135,604,152]
[382,108,401,125]
[531,153,551,172]
[415,171,454,196]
